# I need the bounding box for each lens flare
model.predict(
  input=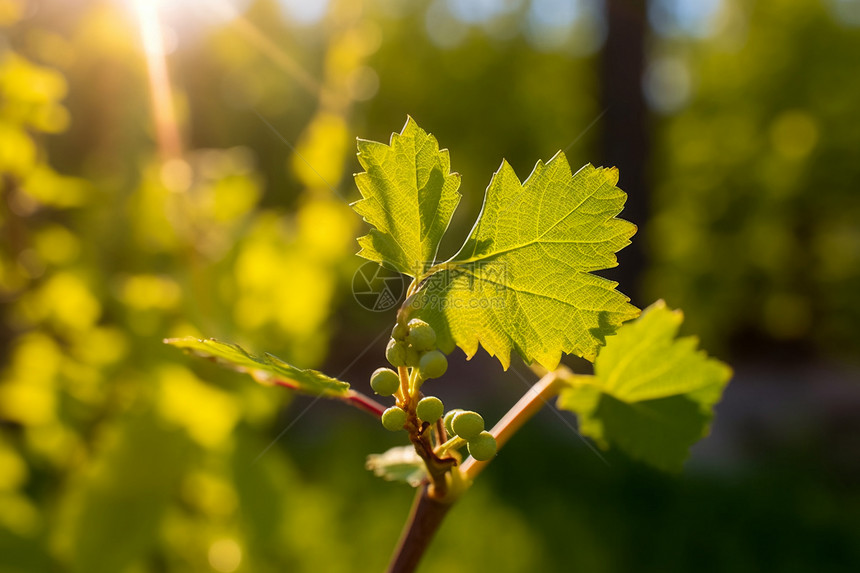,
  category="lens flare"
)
[133,0,182,160]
